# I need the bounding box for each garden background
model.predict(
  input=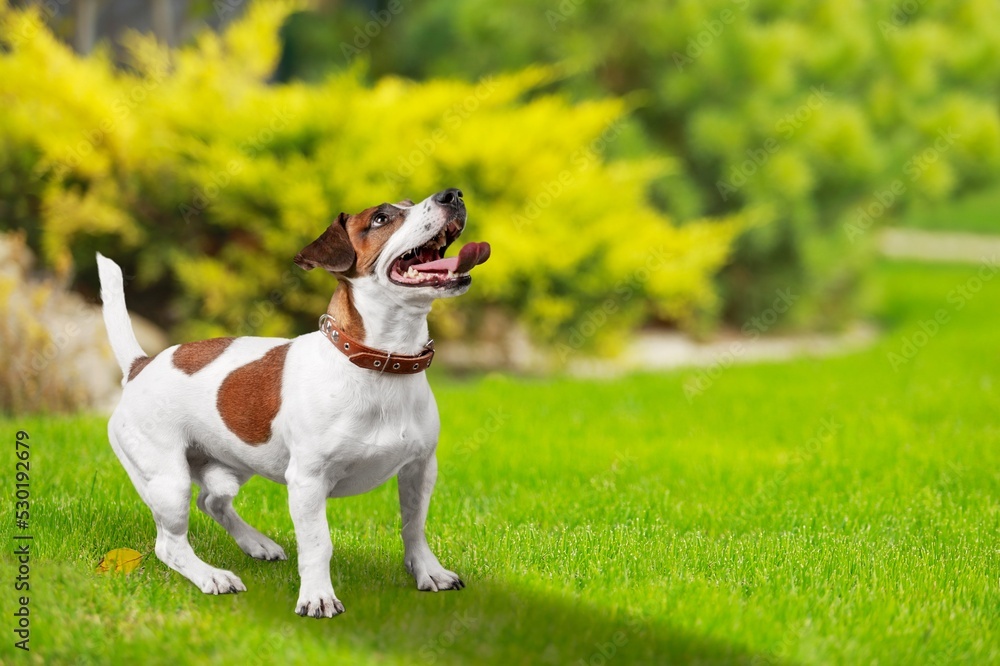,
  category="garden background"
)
[1,0,998,664]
